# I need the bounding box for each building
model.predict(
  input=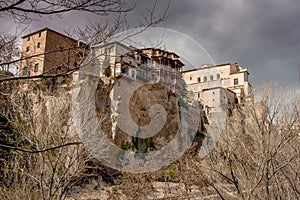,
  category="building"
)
[199,87,237,113]
[17,27,185,92]
[19,27,251,113]
[20,27,89,76]
[182,62,252,112]
[90,42,135,78]
[94,42,185,92]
